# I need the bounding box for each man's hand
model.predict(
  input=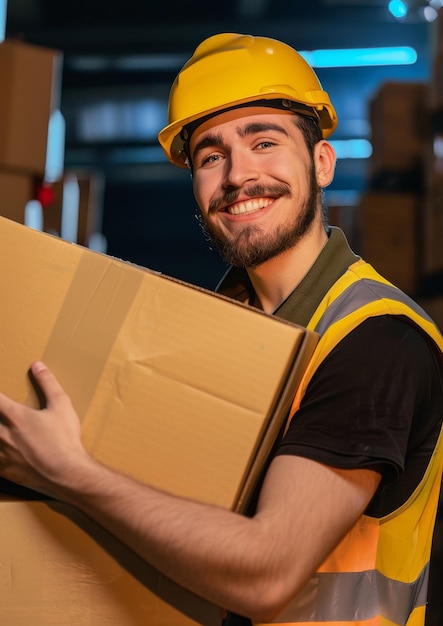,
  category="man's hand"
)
[0,361,90,497]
